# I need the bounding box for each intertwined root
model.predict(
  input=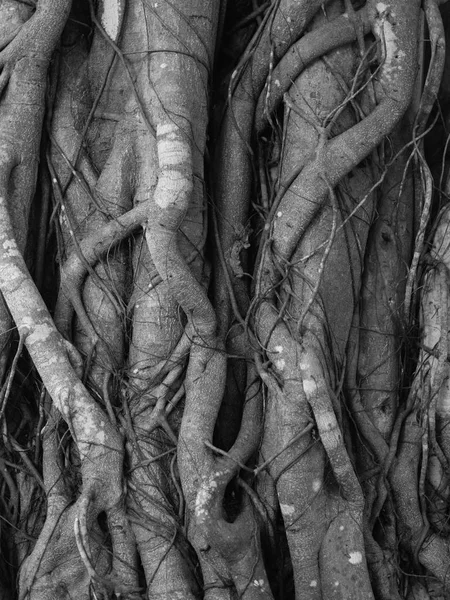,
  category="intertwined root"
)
[1,1,449,598]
